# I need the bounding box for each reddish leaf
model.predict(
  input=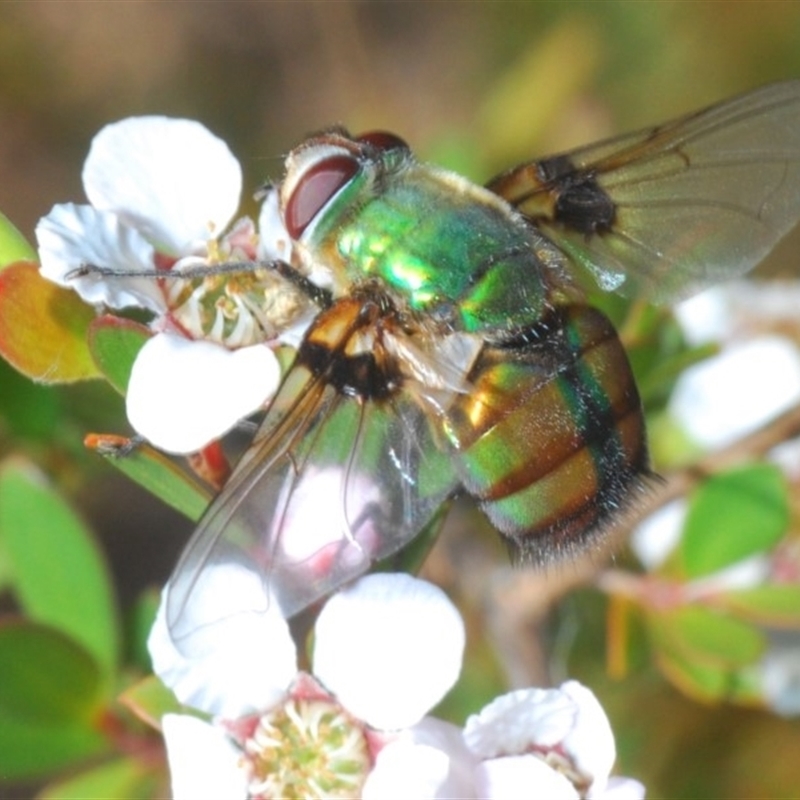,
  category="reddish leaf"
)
[0,261,98,383]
